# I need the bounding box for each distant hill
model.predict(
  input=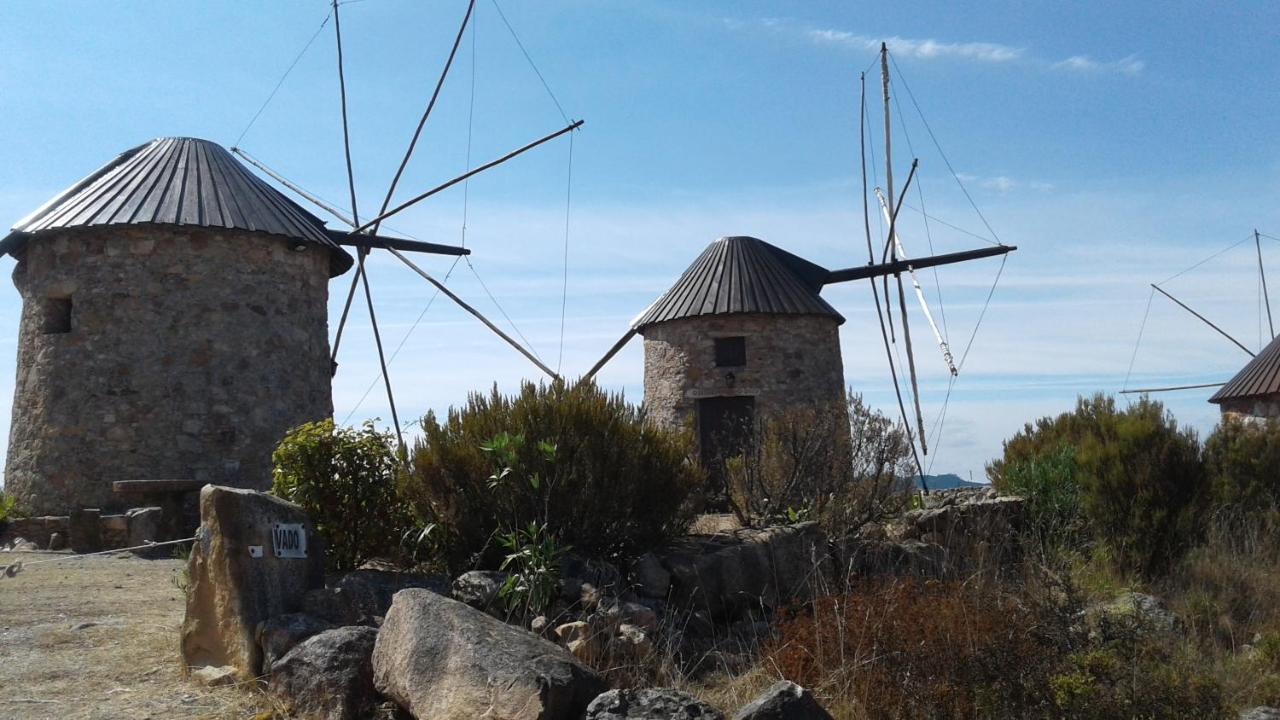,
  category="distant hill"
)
[915,473,987,490]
